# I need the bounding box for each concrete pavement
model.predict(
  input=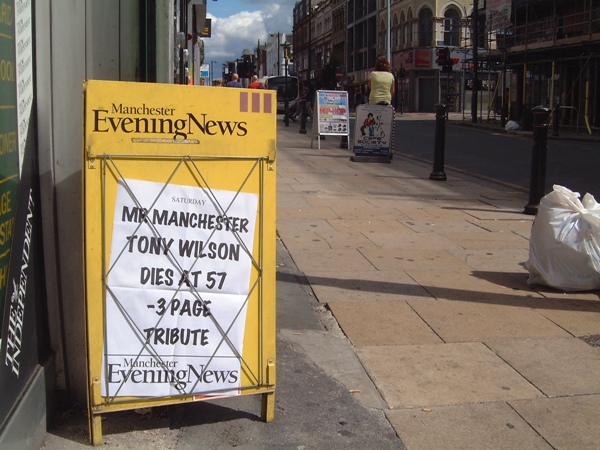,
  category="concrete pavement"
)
[41,115,600,449]
[275,116,600,449]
